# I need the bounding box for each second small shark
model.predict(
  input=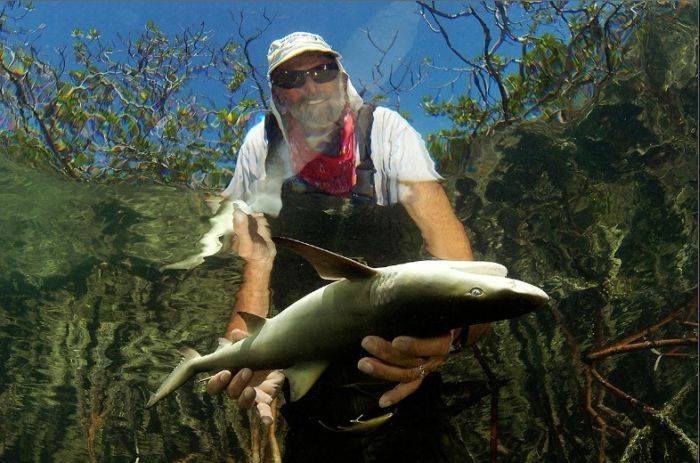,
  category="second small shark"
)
[160,198,253,271]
